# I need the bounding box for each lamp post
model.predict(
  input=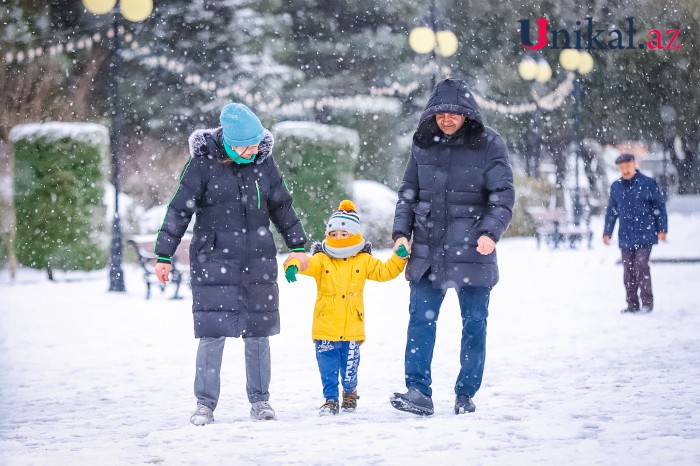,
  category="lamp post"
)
[659,105,676,200]
[82,0,153,291]
[559,49,594,226]
[408,0,458,90]
[518,56,552,177]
